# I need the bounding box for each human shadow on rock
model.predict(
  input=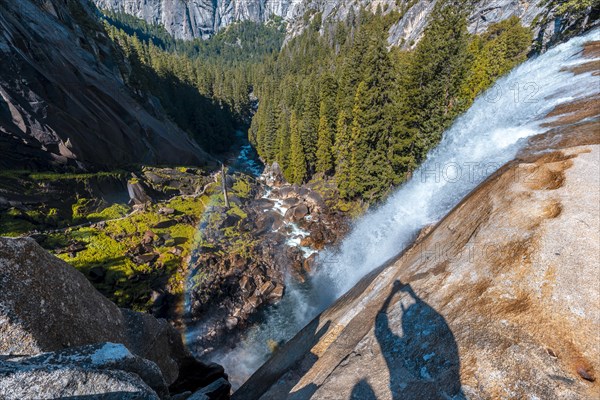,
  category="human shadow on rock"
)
[353,280,464,400]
